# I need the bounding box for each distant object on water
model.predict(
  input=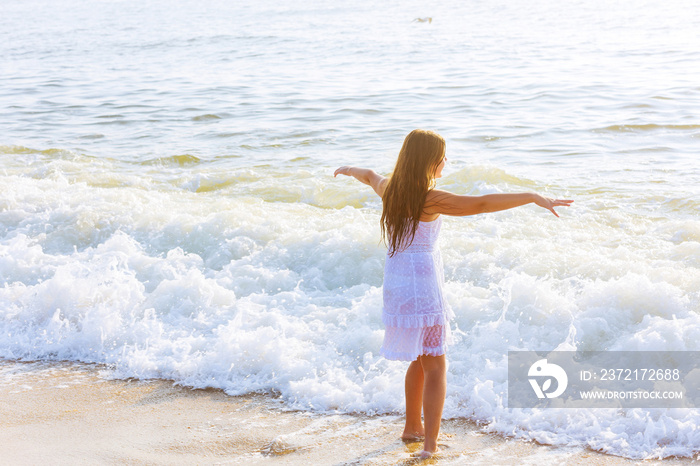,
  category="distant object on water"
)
[413,17,432,23]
